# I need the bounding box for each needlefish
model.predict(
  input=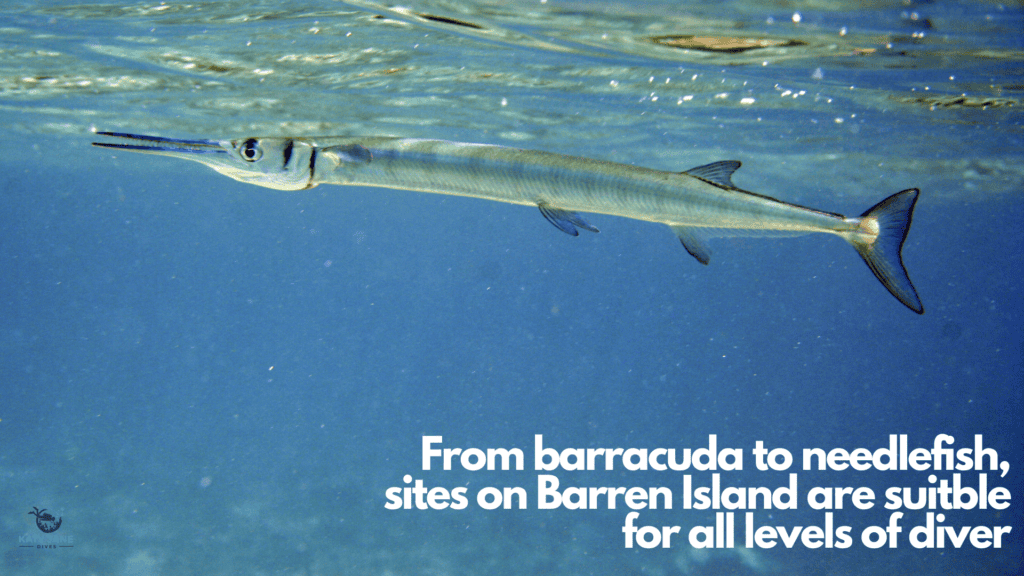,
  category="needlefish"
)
[92,132,924,313]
